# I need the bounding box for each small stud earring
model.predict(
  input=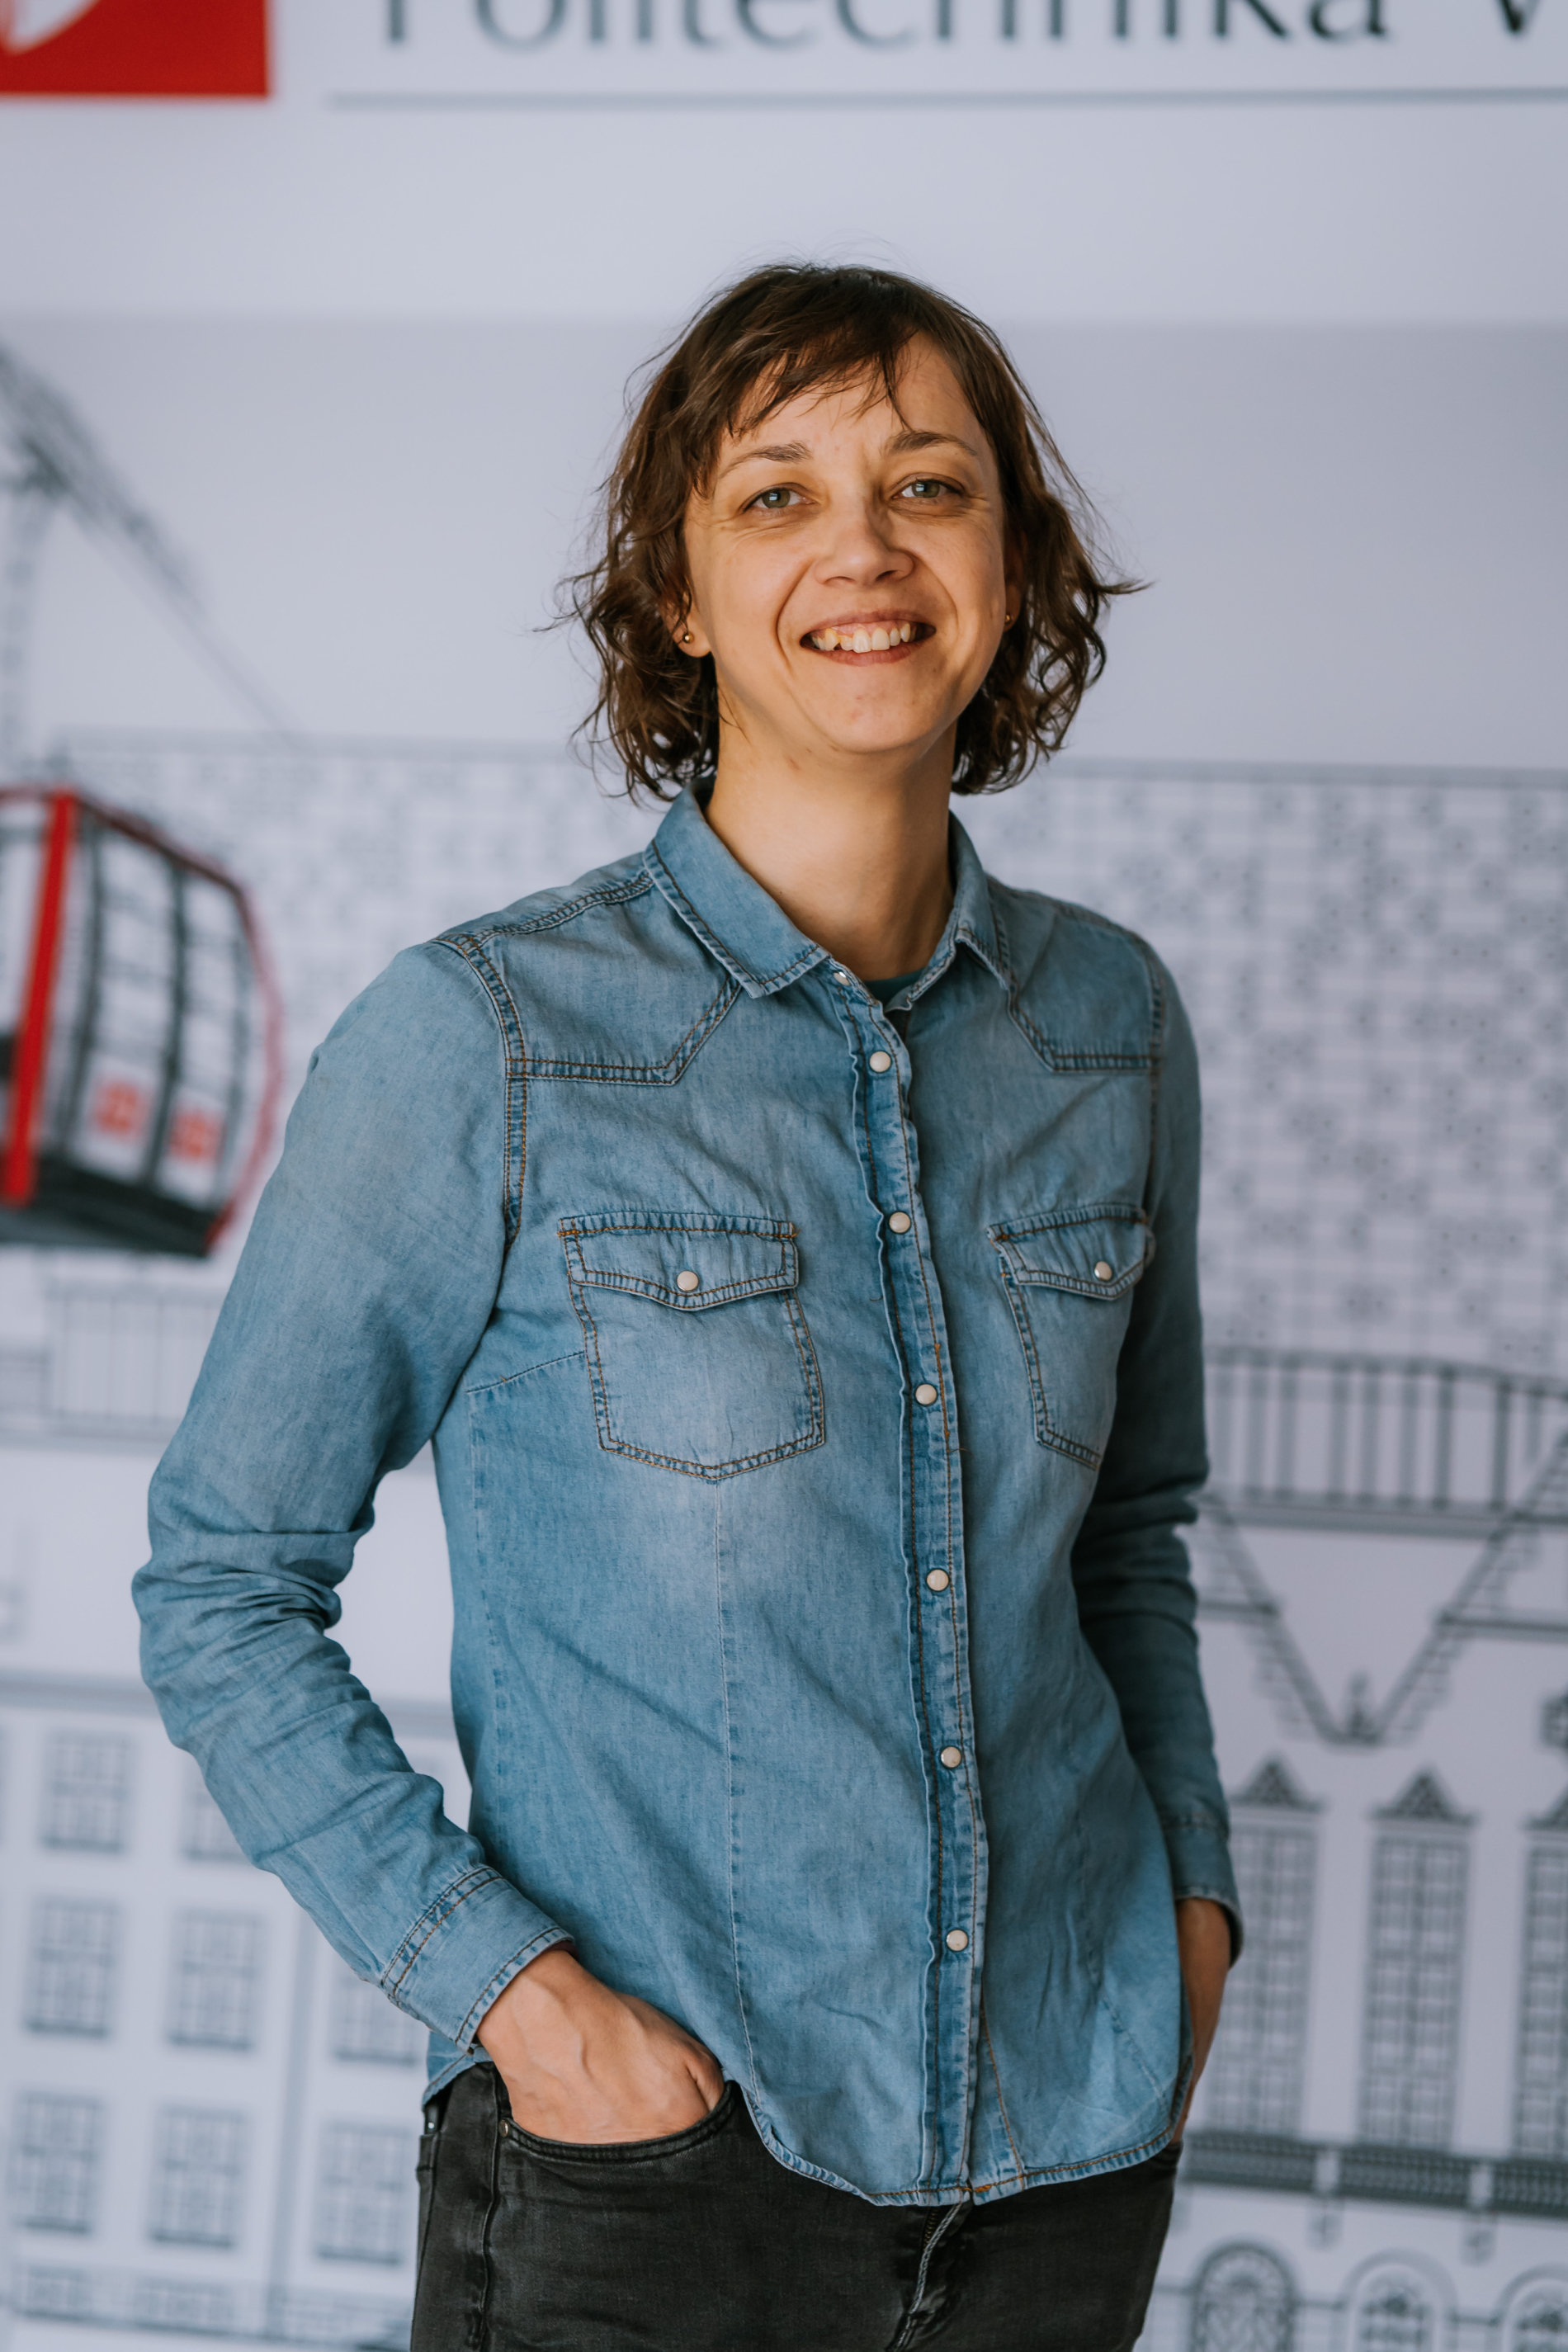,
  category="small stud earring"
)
[682,630,693,645]
[1003,612,1014,628]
